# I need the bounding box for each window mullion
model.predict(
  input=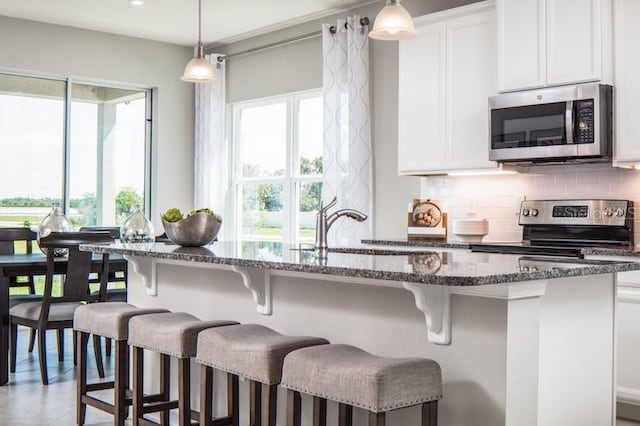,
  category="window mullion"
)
[62,78,72,215]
